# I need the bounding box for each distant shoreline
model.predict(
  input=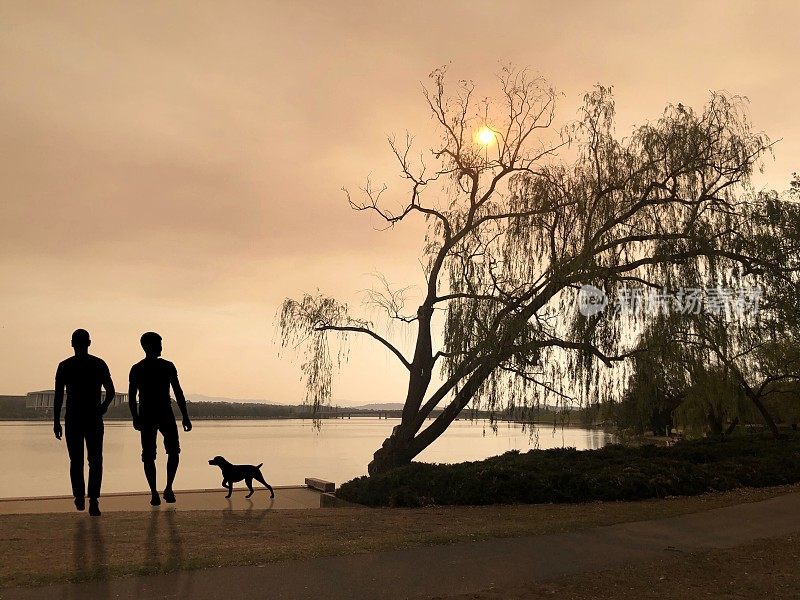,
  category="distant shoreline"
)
[0,416,611,431]
[0,415,391,422]
[0,396,600,427]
